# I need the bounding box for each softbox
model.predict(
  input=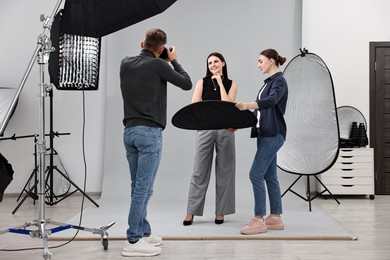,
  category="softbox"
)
[60,0,177,37]
[49,0,177,90]
[49,10,101,90]
[0,87,18,136]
